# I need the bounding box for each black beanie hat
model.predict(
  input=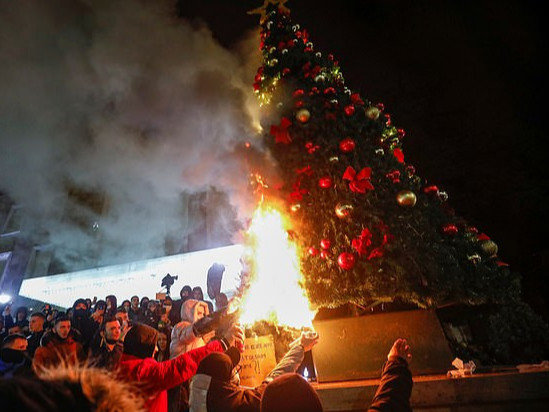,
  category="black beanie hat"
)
[196,346,241,382]
[123,323,158,359]
[261,373,323,412]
